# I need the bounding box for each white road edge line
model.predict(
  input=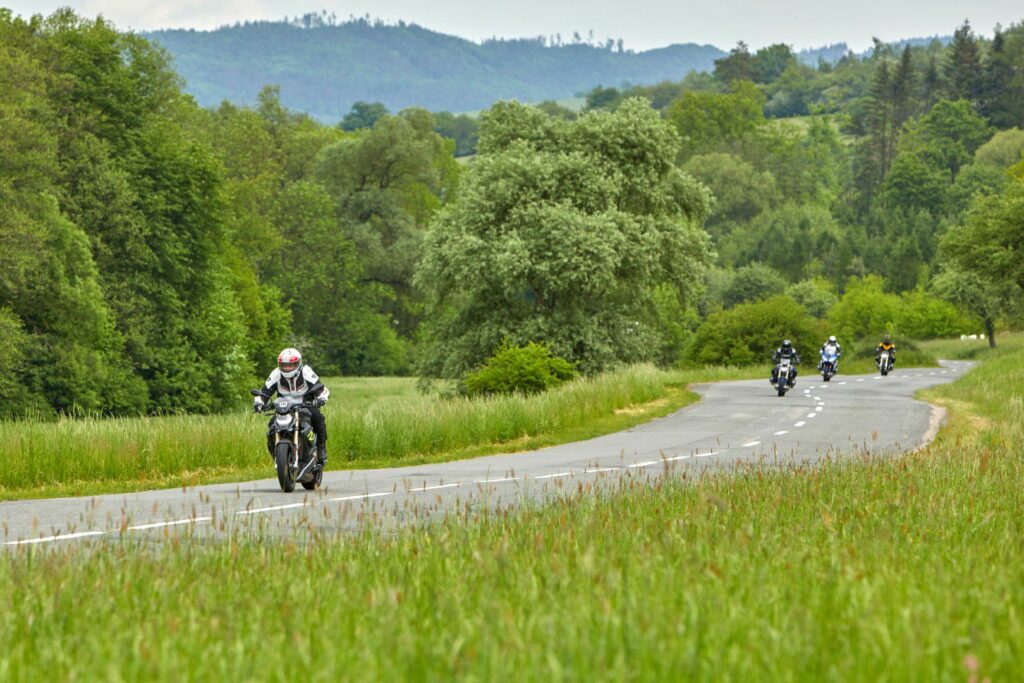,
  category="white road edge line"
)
[585,467,620,473]
[535,472,573,479]
[330,492,391,502]
[5,531,105,545]
[473,477,519,484]
[626,461,659,469]
[237,502,307,516]
[128,517,213,531]
[419,483,461,491]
